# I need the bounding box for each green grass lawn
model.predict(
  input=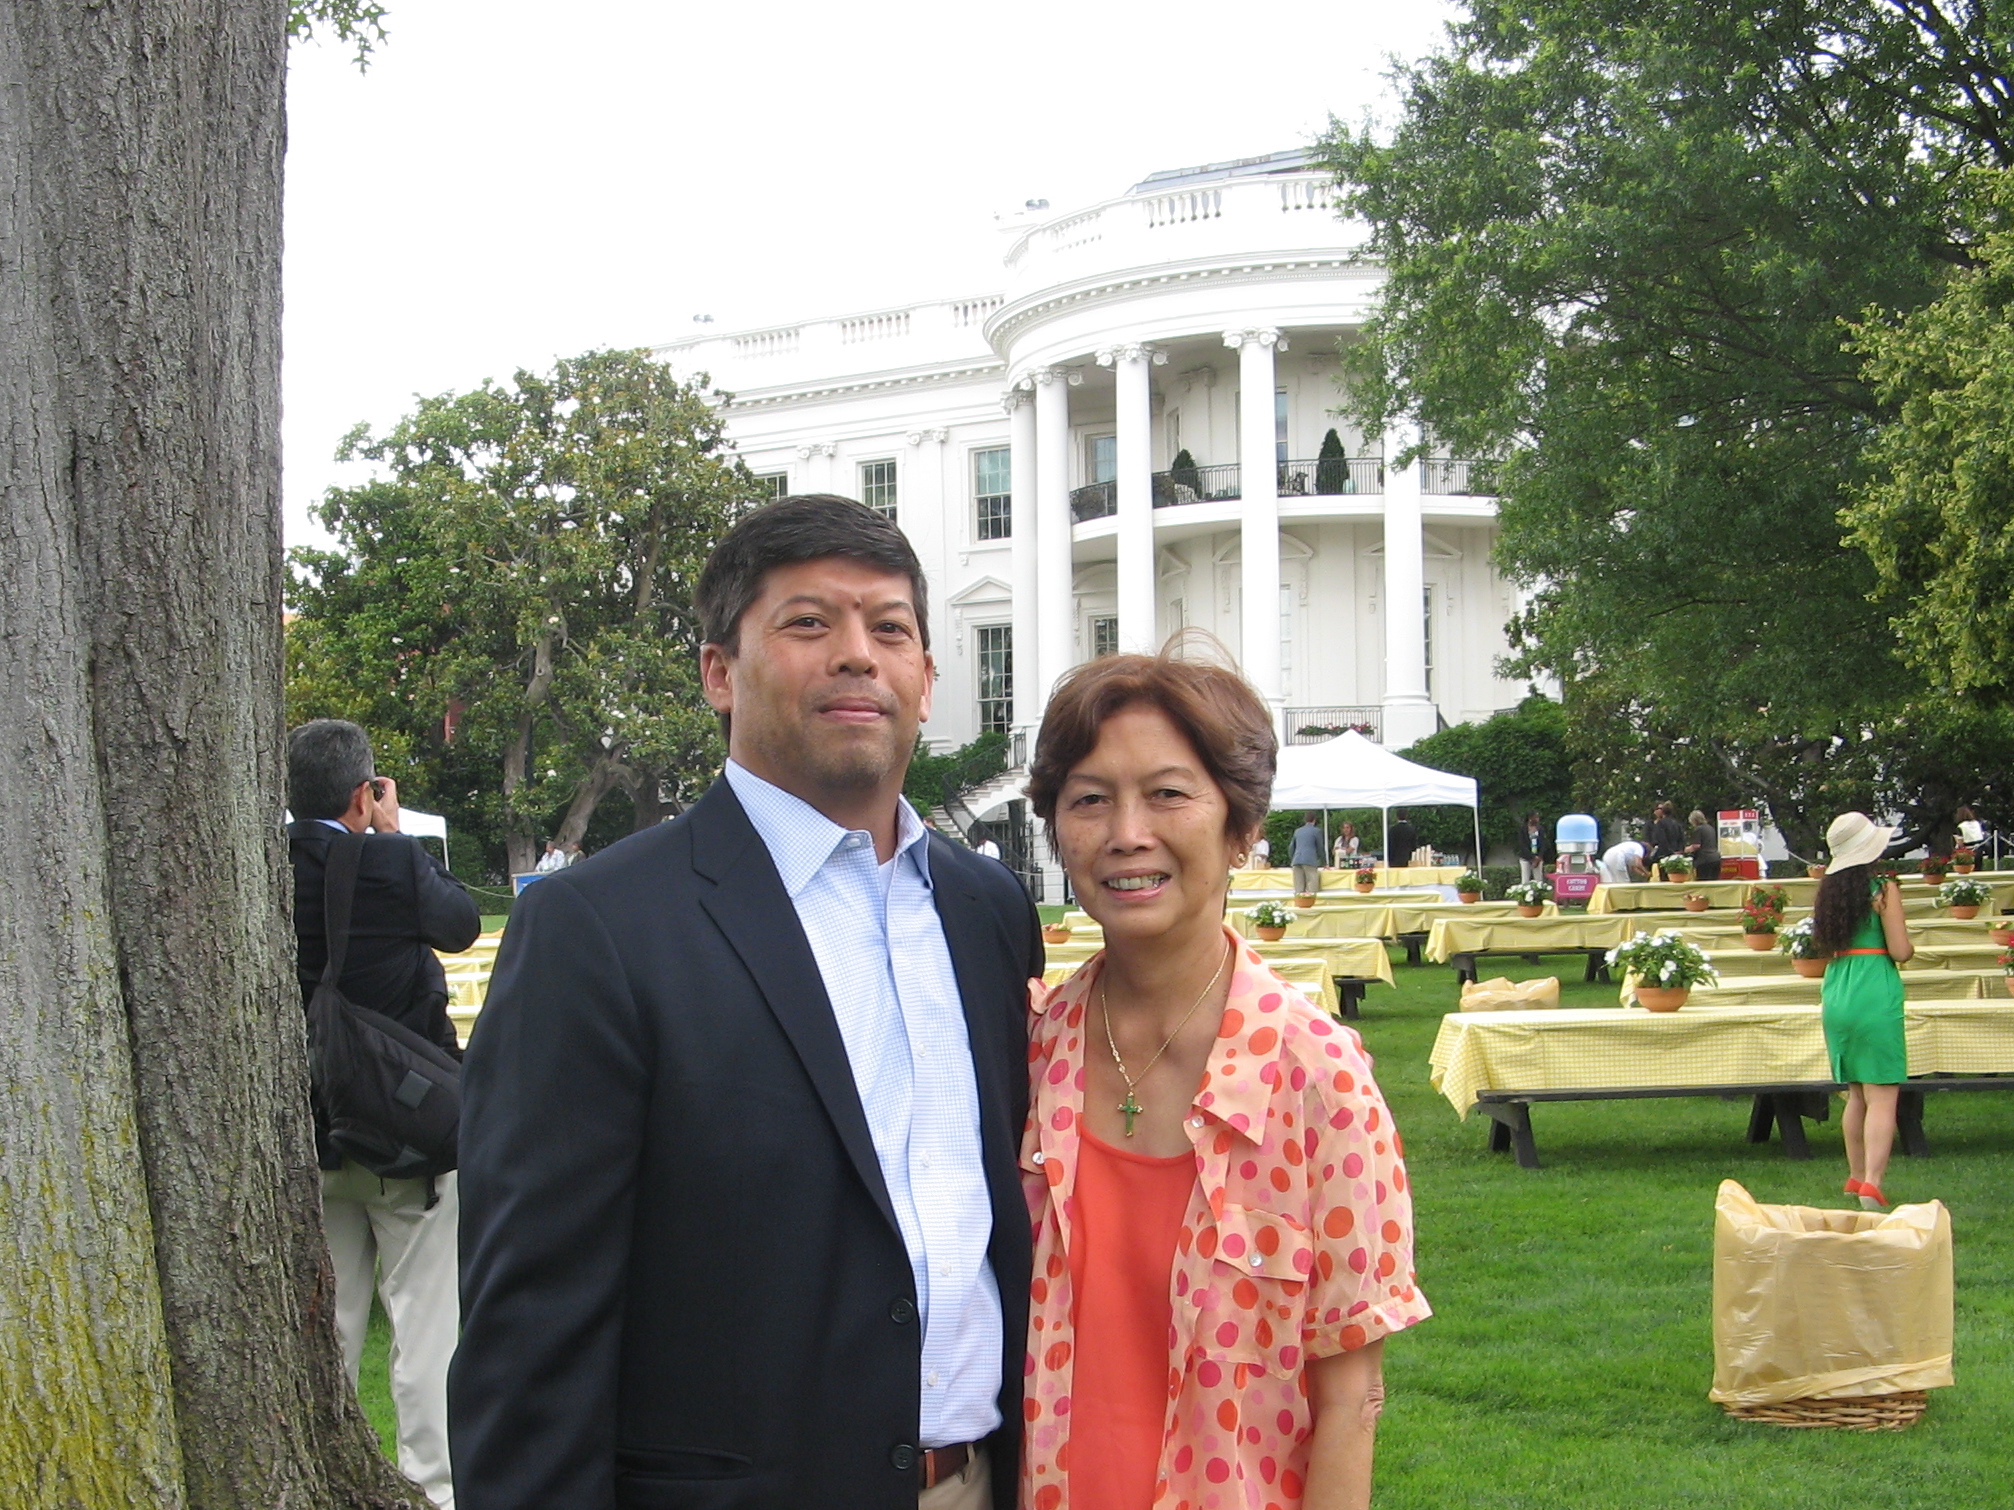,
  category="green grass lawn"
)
[1362,951,2014,1509]
[358,1299,396,1456]
[361,944,2013,1506]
